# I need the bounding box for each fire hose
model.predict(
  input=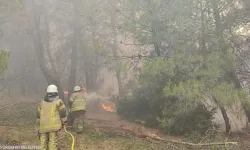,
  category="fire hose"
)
[64,125,75,150]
